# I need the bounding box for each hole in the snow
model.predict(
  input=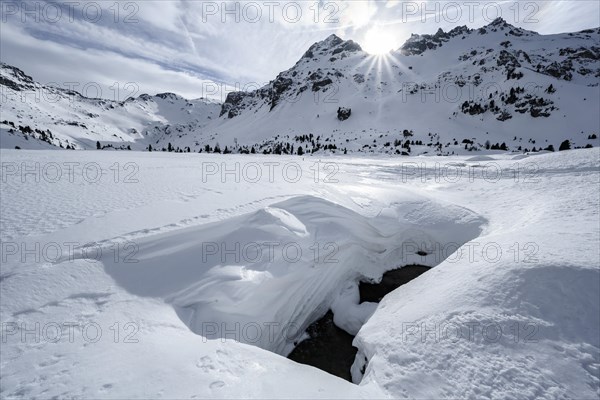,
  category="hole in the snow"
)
[288,264,430,382]
[287,310,356,382]
[359,264,431,303]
